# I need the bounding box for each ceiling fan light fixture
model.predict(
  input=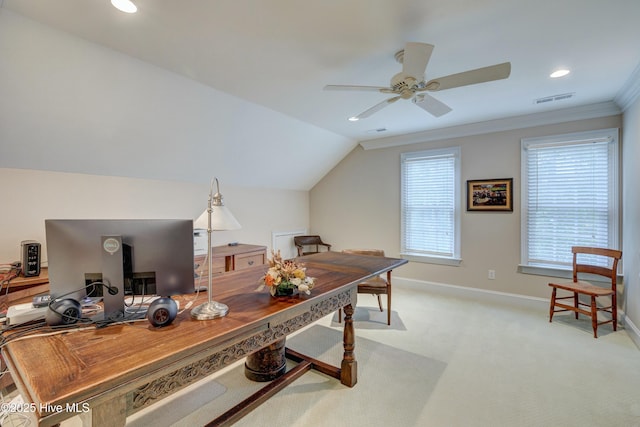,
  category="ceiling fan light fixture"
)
[348,116,359,122]
[111,0,137,13]
[550,69,570,78]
